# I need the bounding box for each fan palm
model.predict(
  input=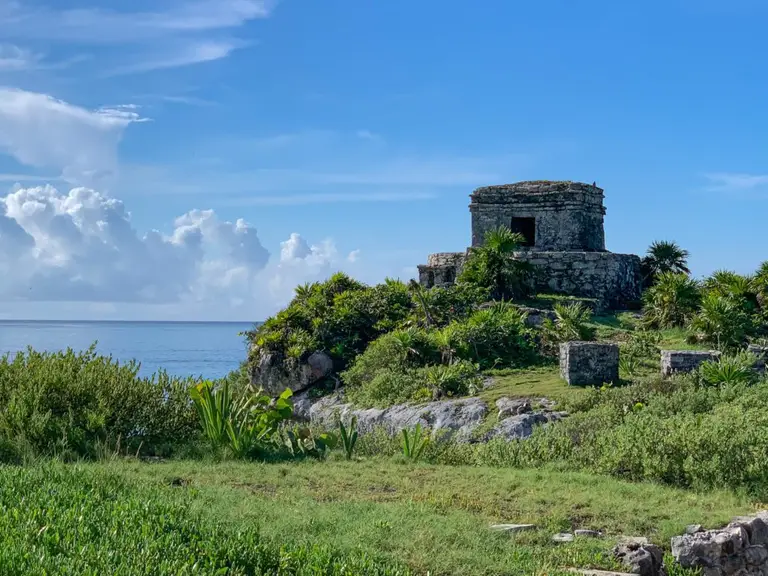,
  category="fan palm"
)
[641,241,690,286]
[457,226,533,300]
